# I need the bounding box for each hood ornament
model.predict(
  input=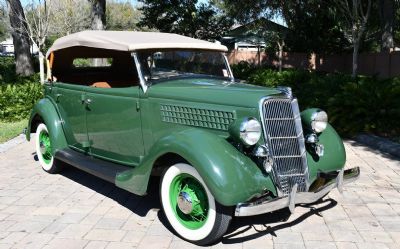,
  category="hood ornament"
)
[277,86,293,98]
